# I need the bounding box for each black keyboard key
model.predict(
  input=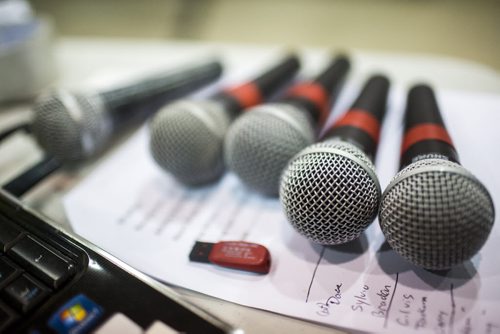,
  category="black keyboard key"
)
[0,301,18,332]
[0,221,23,252]
[0,257,21,288]
[2,274,50,313]
[8,235,76,289]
